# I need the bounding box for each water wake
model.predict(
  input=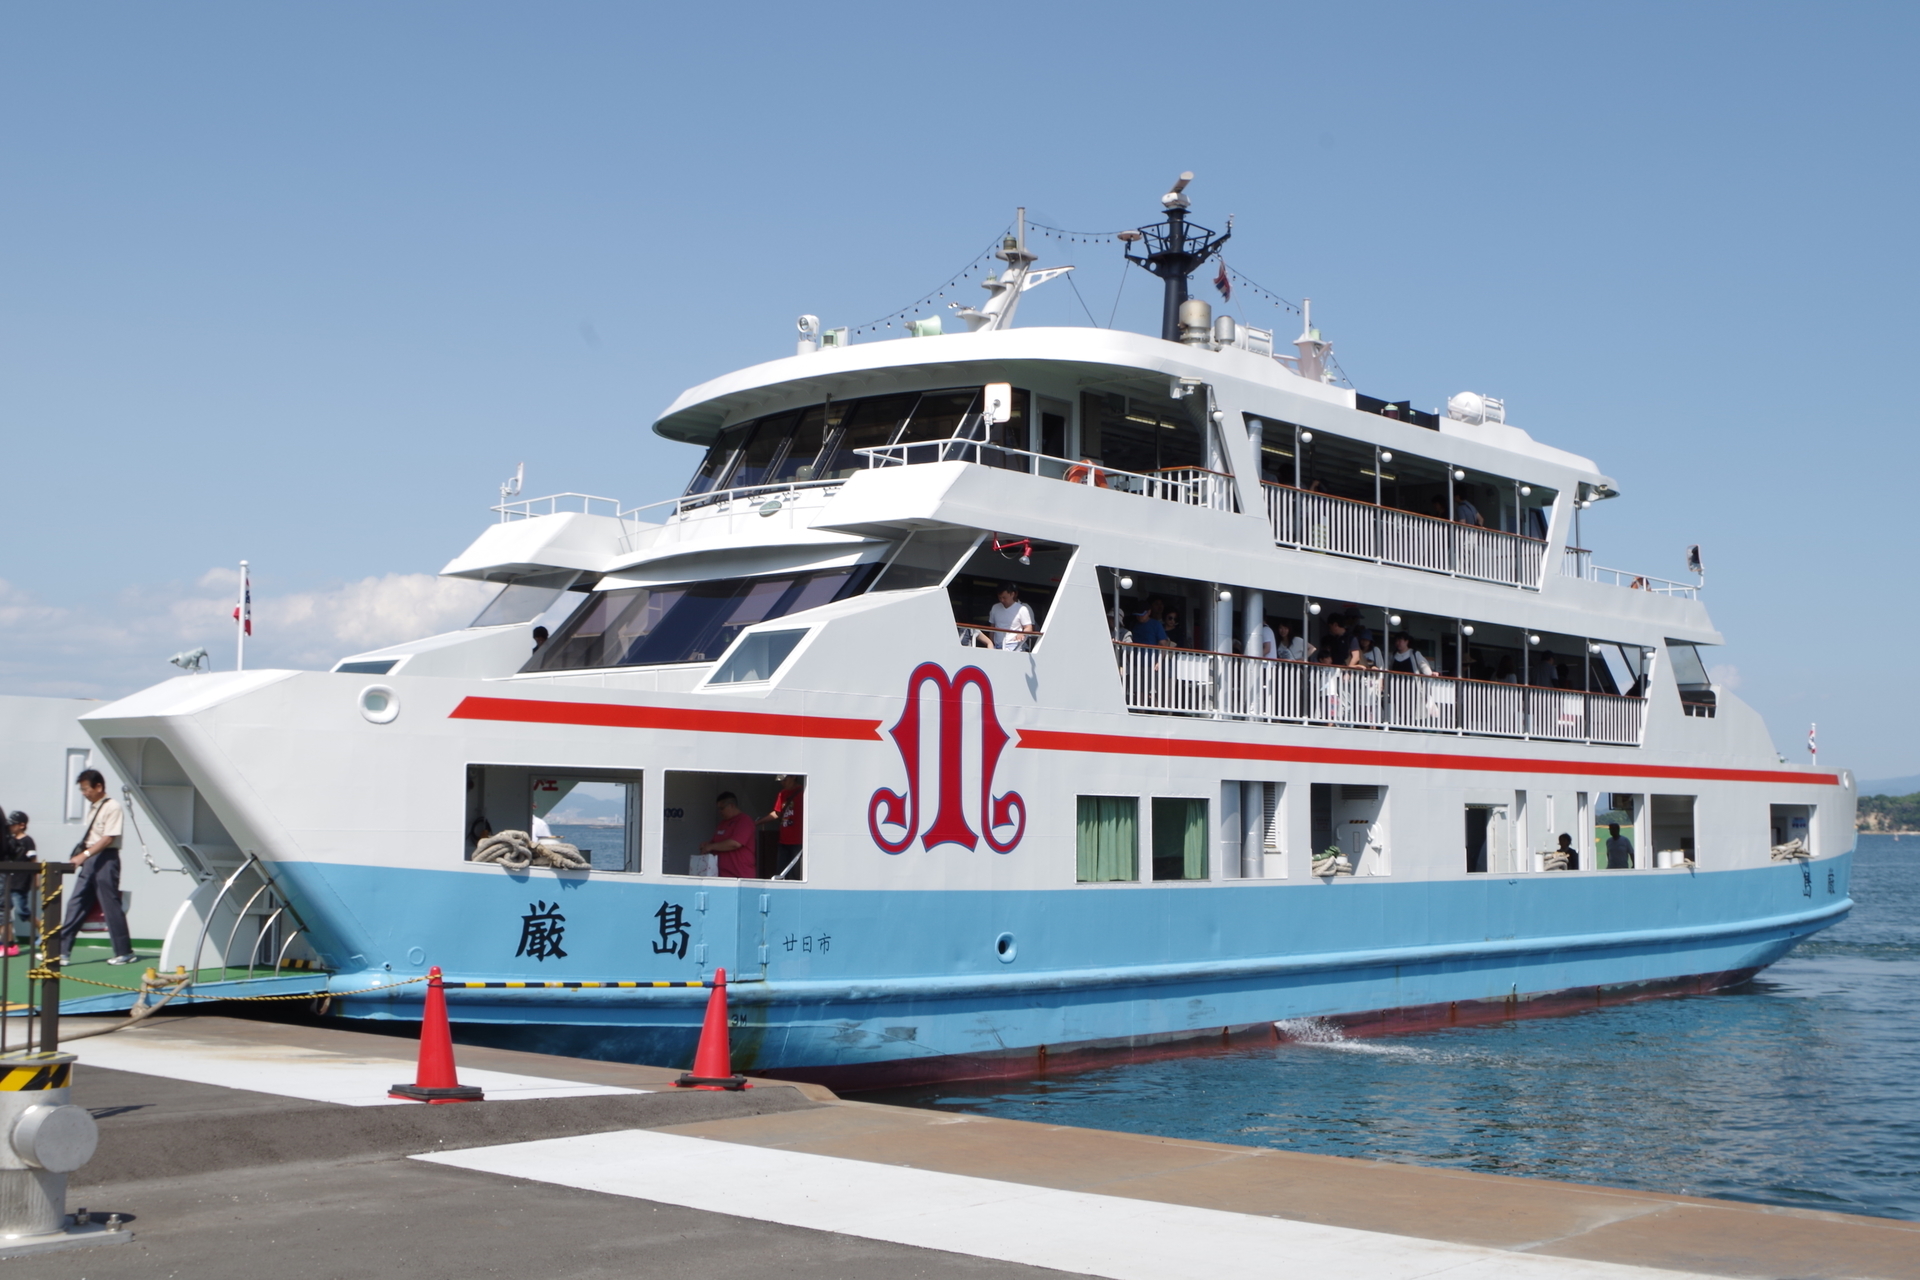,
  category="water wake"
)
[1272,1018,1438,1059]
